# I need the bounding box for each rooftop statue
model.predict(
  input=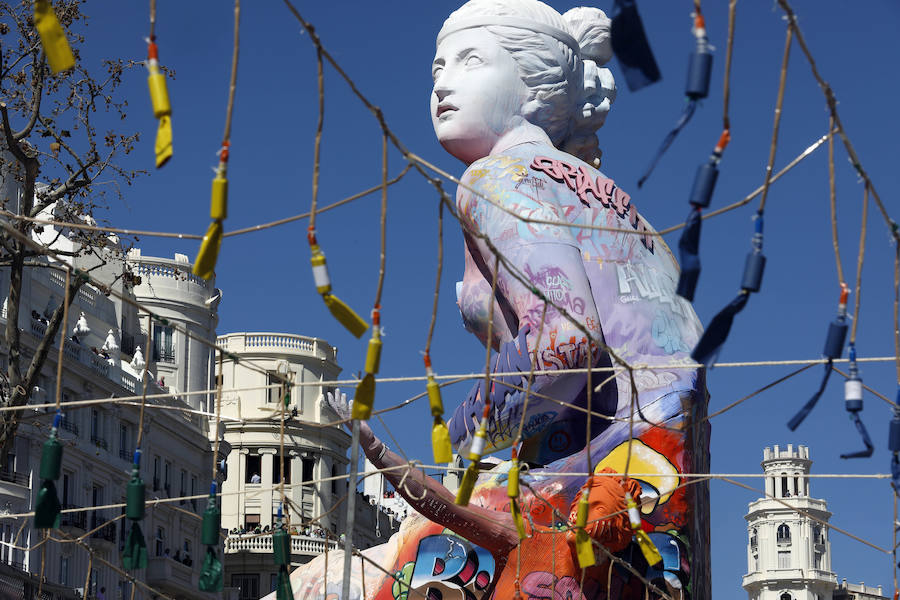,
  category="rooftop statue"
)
[273,1,708,598]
